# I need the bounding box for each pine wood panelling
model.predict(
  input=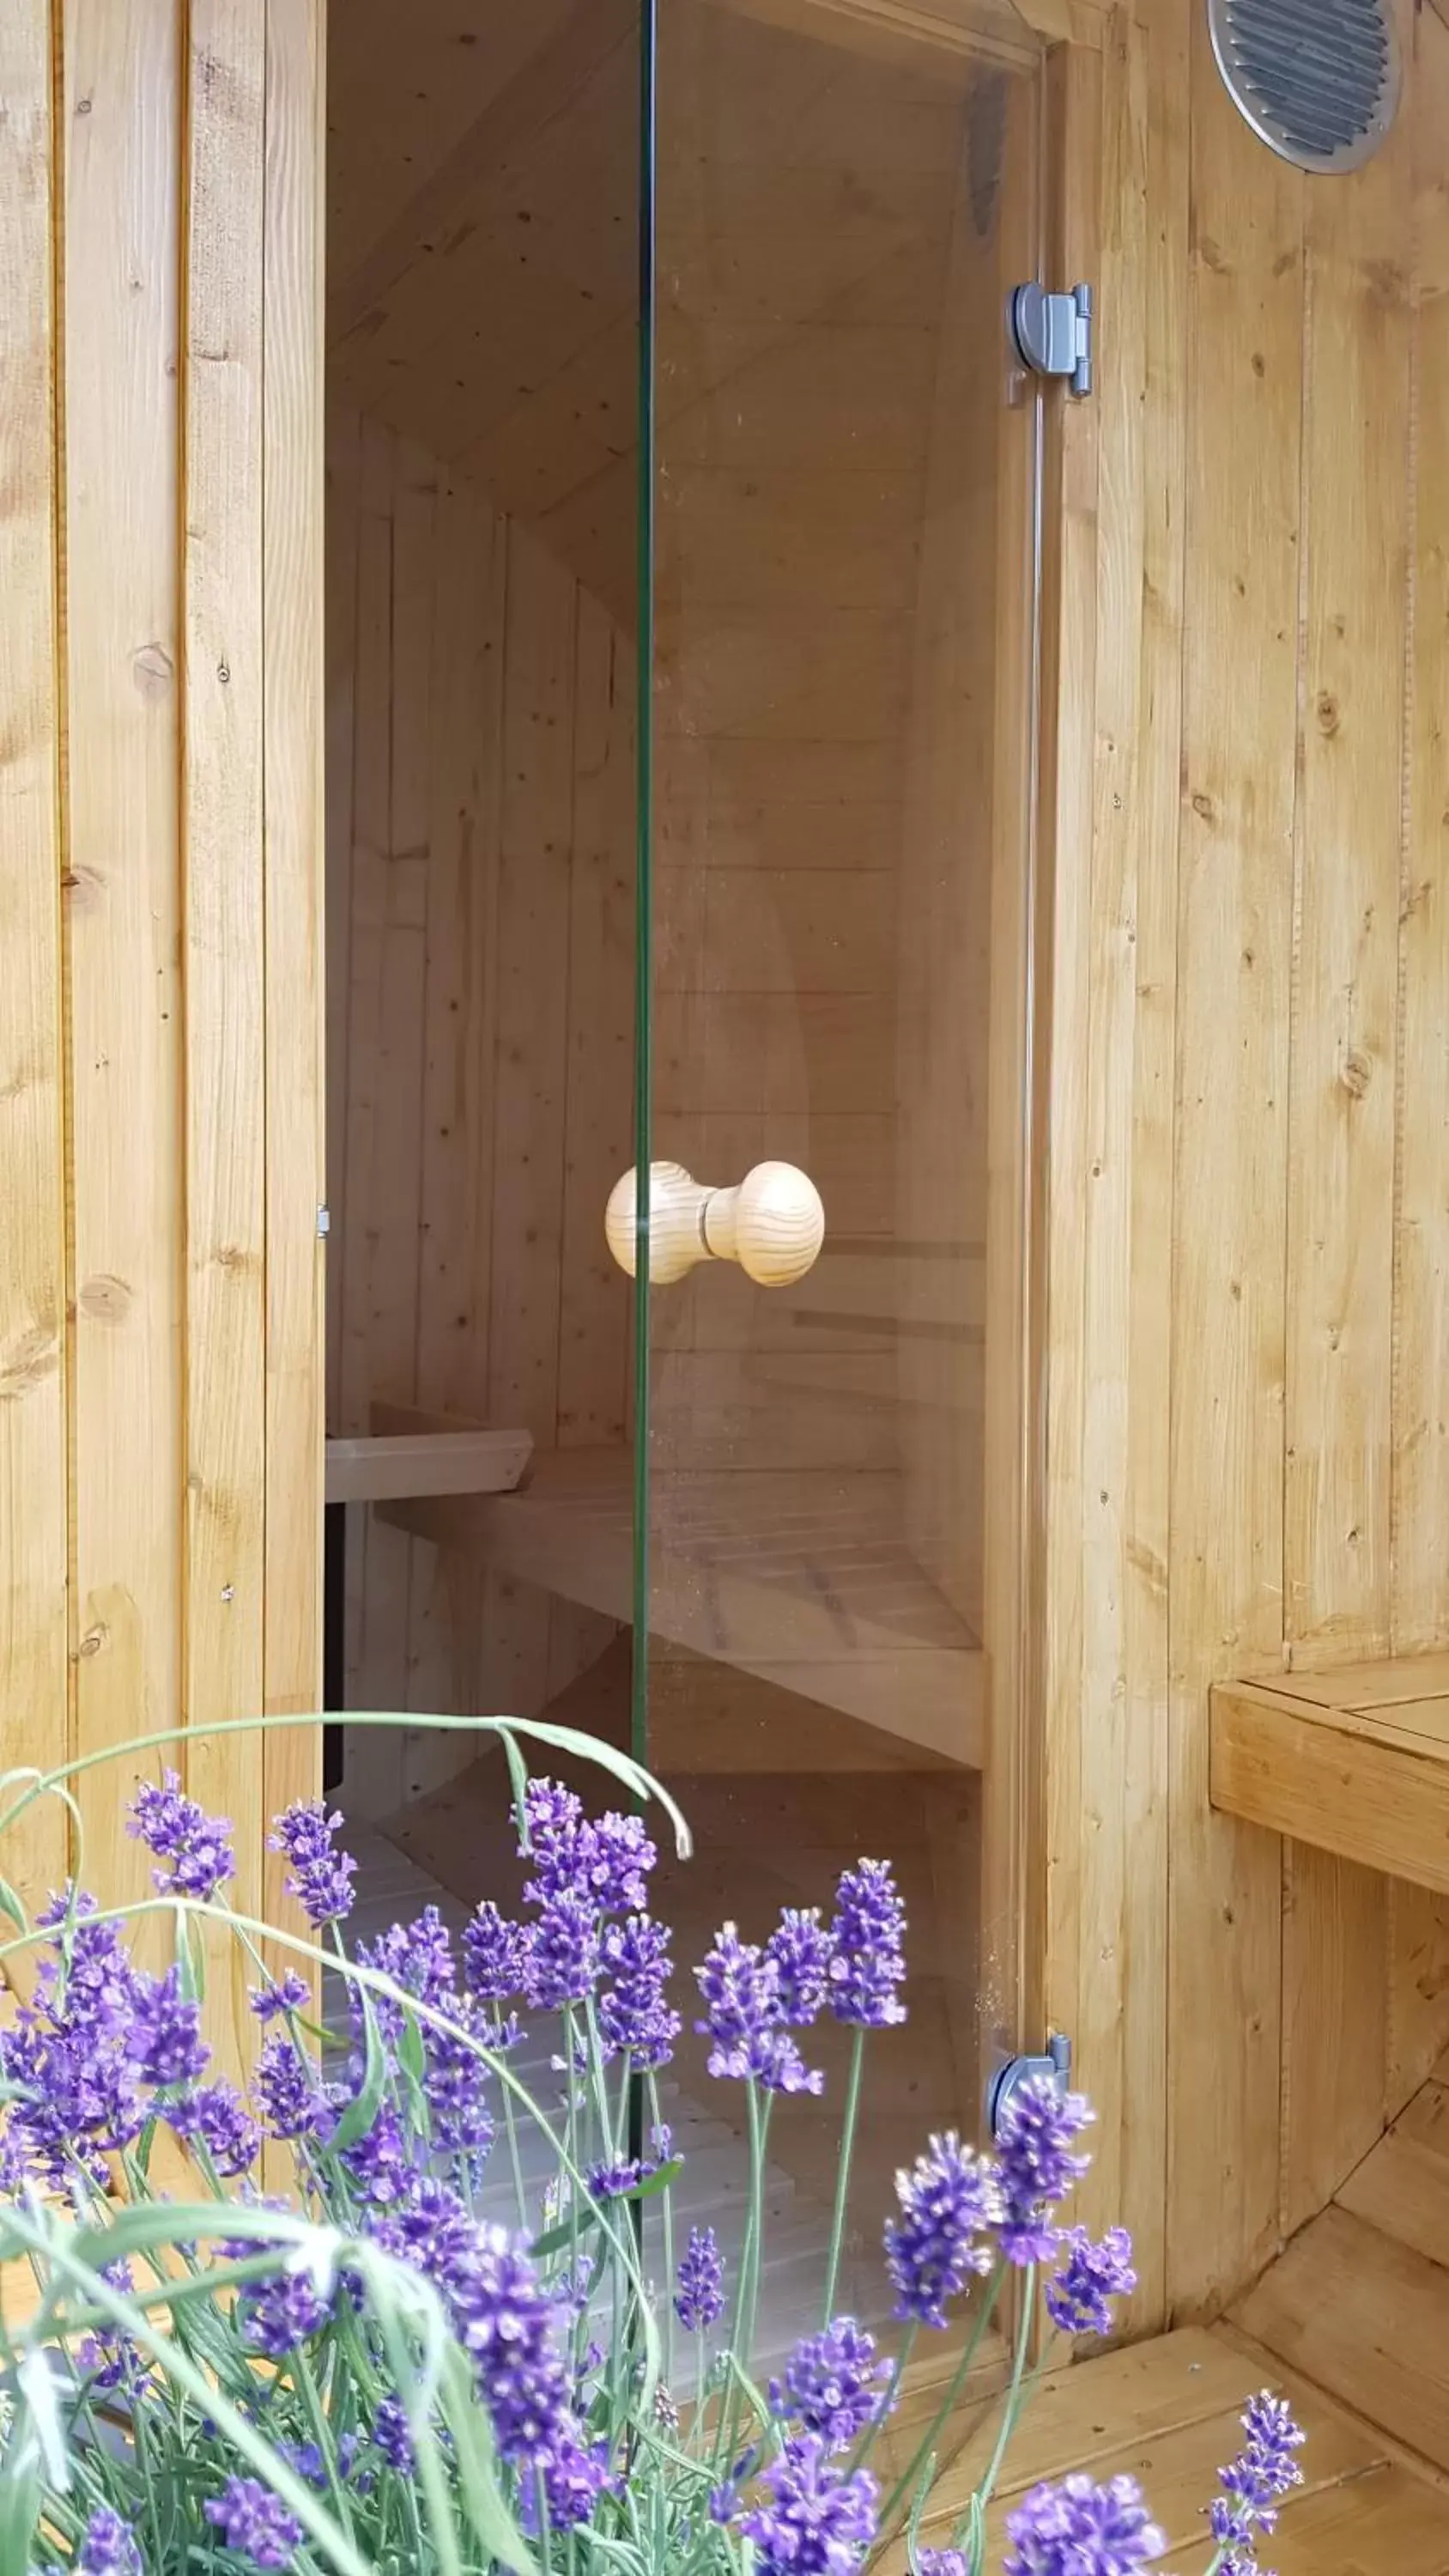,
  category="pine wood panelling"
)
[0,0,69,1919]
[1047,0,1449,2324]
[65,0,187,1931]
[328,424,638,1812]
[1163,0,1301,2311]
[0,3,324,1965]
[1388,0,1449,2121]
[261,0,326,1918]
[182,0,269,2077]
